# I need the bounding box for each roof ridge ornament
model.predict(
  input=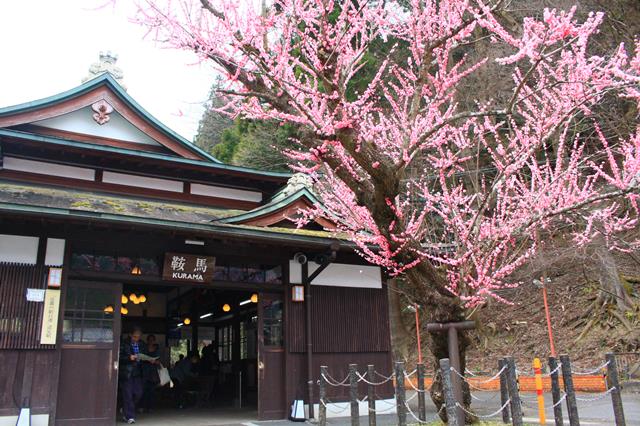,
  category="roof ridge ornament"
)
[91,99,114,125]
[82,51,126,90]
